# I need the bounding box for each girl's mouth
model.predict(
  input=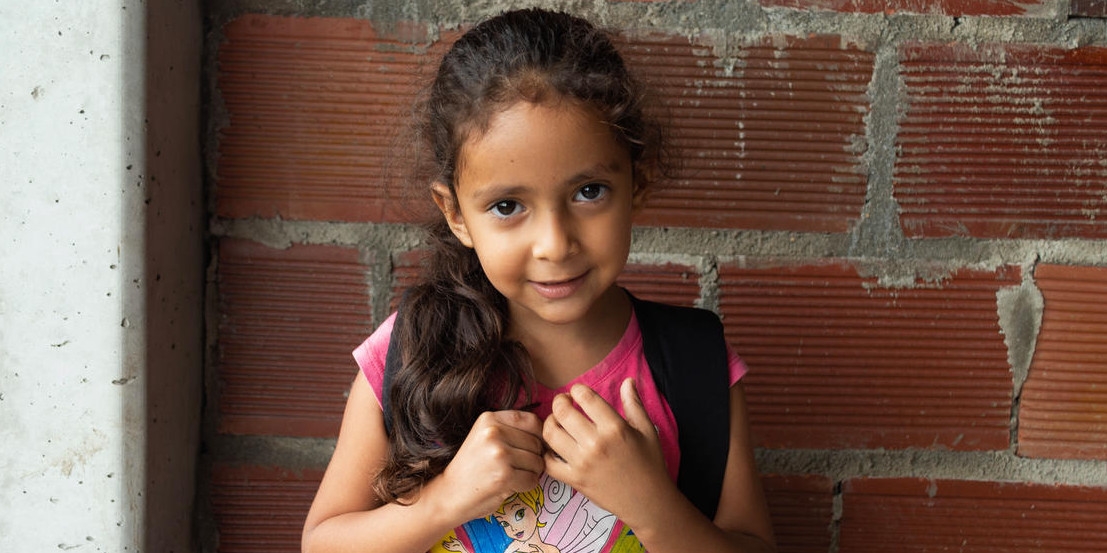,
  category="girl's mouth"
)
[530,272,588,300]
